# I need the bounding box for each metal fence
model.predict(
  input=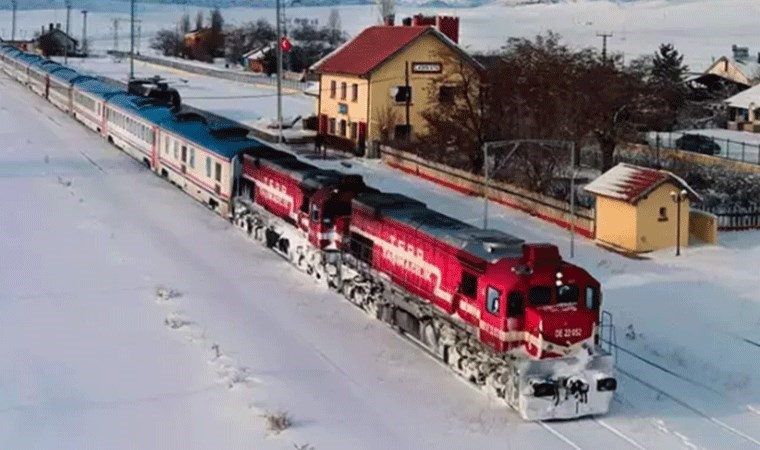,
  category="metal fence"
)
[700,205,760,230]
[648,131,760,166]
[106,51,311,92]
